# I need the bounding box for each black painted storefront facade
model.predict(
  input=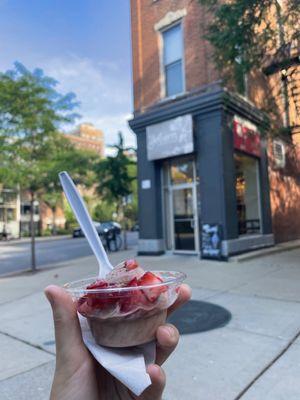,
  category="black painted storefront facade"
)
[129,86,274,259]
